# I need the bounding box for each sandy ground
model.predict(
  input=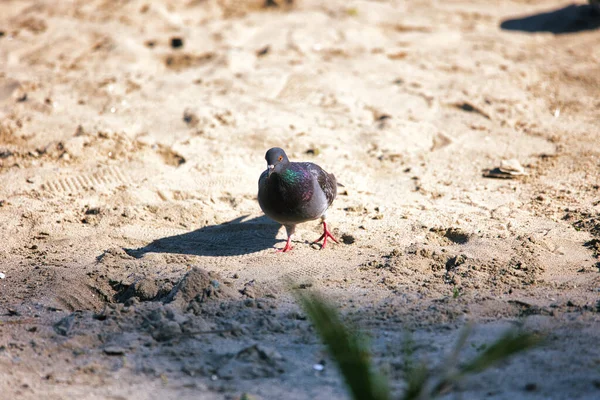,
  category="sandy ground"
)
[0,0,599,399]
